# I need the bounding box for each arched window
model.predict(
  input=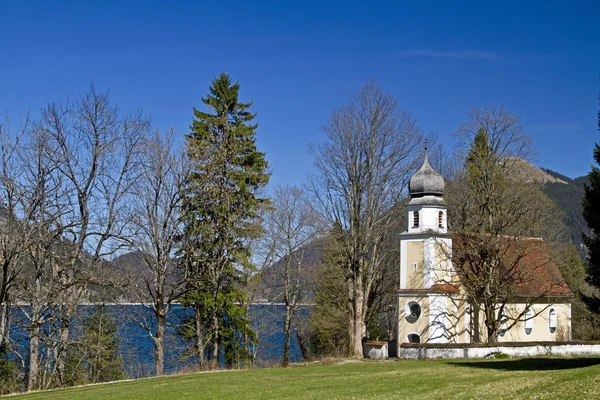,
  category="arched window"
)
[549,308,557,334]
[405,301,421,323]
[407,333,421,343]
[524,308,534,335]
[413,211,419,228]
[438,211,444,229]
